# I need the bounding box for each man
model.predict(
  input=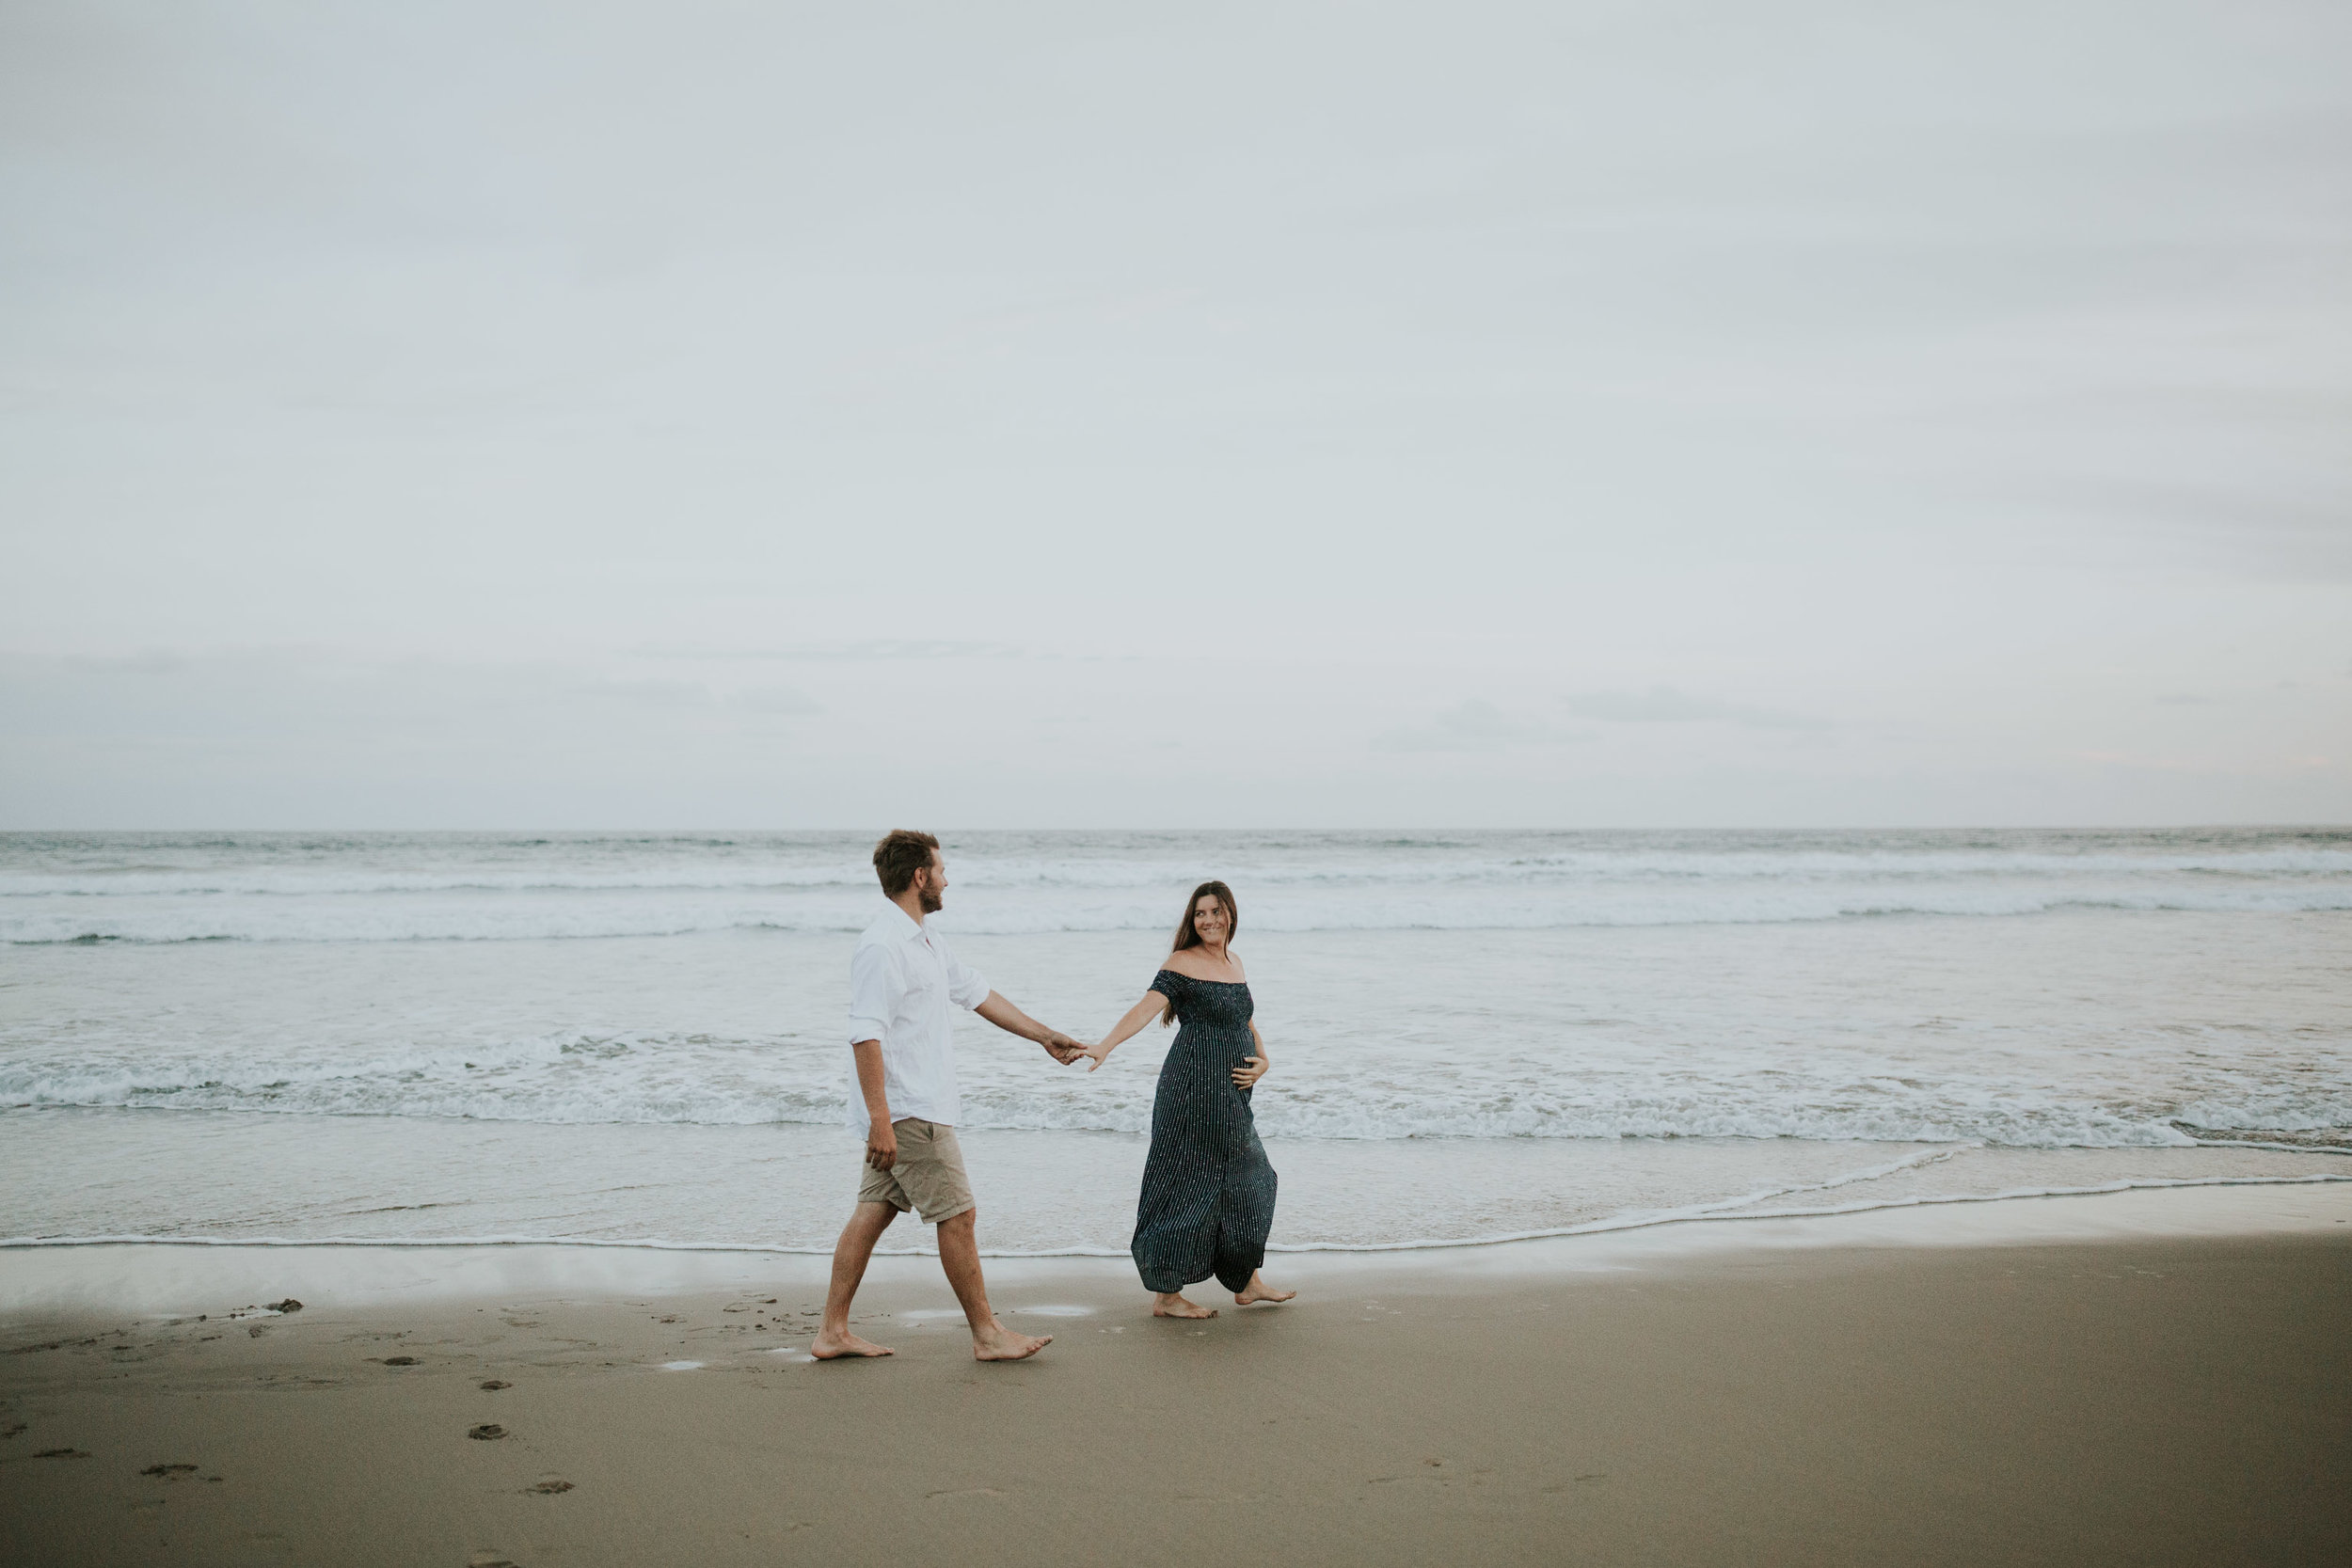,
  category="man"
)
[811,829,1086,1362]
